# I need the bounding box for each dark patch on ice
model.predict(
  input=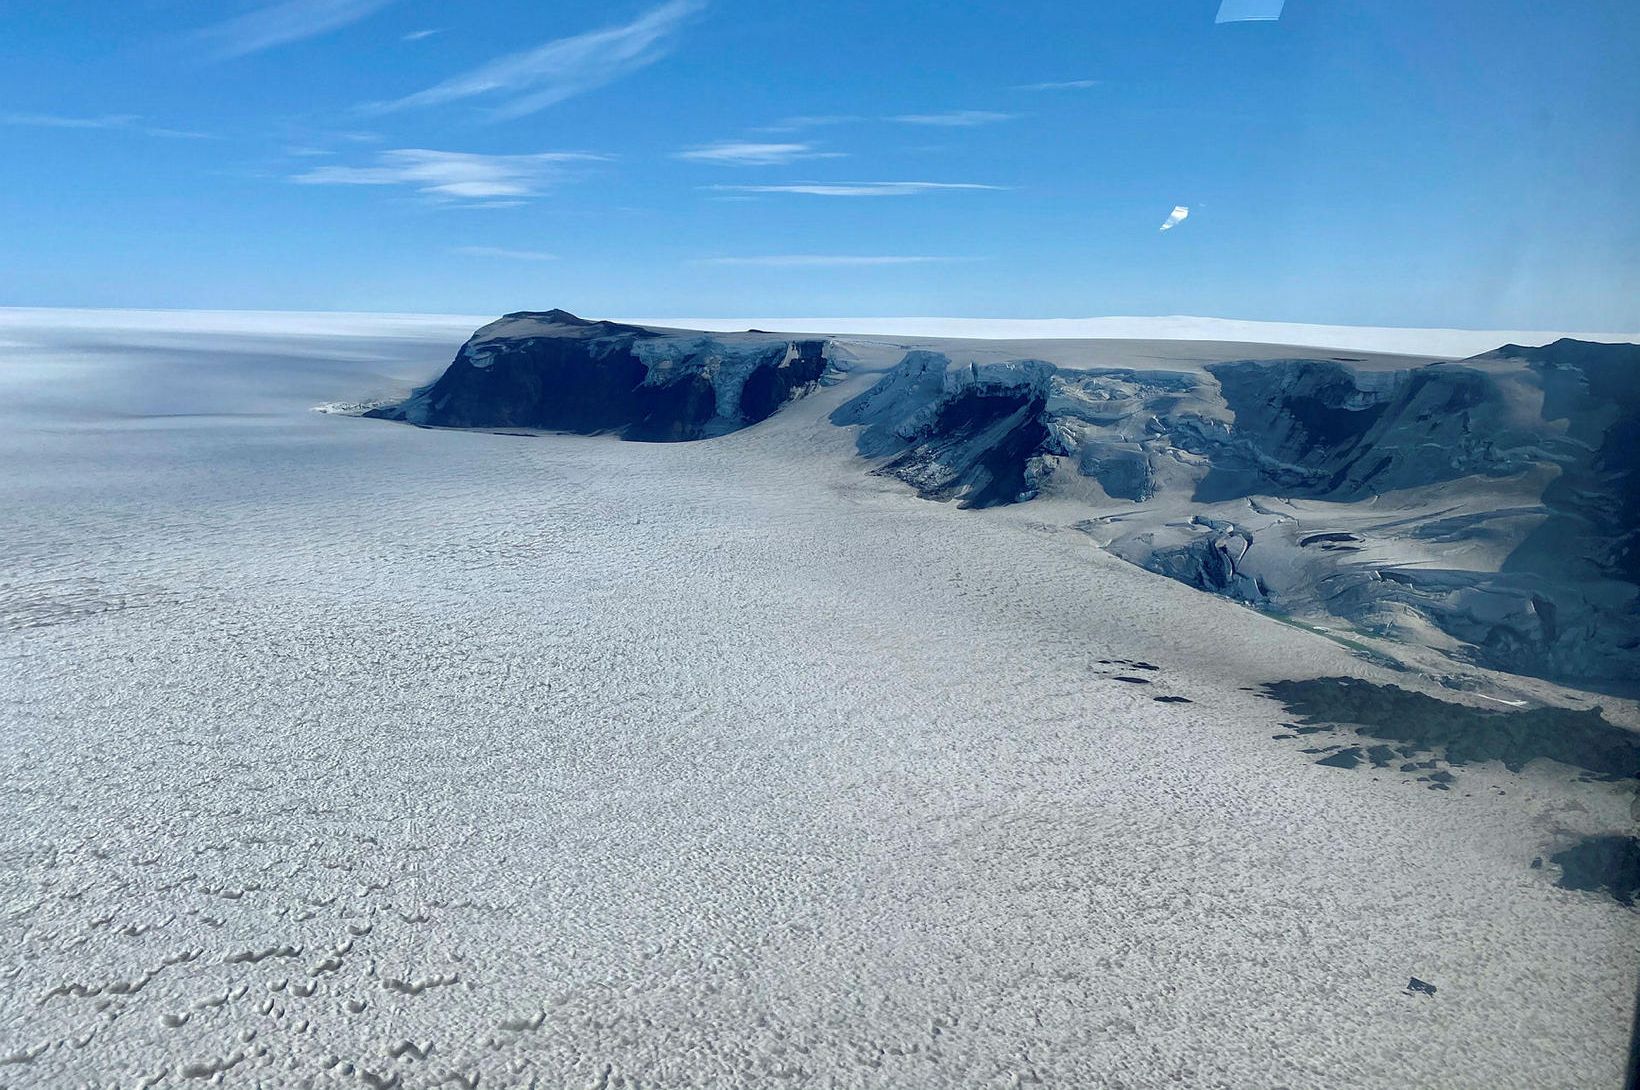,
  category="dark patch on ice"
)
[1112,675,1151,685]
[1153,695,1193,704]
[1549,835,1640,905]
[1314,747,1363,769]
[1365,744,1399,768]
[1405,977,1437,998]
[1299,531,1363,547]
[1261,677,1640,780]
